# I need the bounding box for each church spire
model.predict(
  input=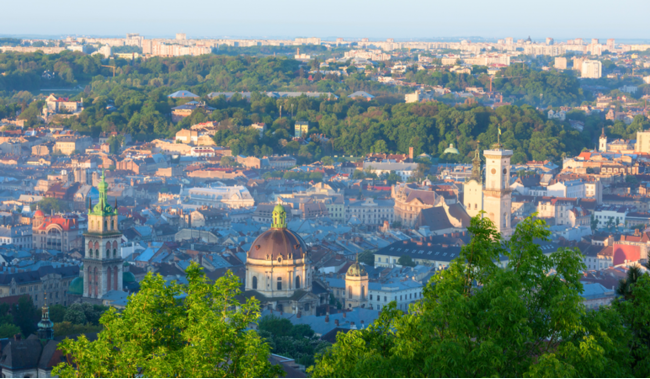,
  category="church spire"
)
[37,292,54,340]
